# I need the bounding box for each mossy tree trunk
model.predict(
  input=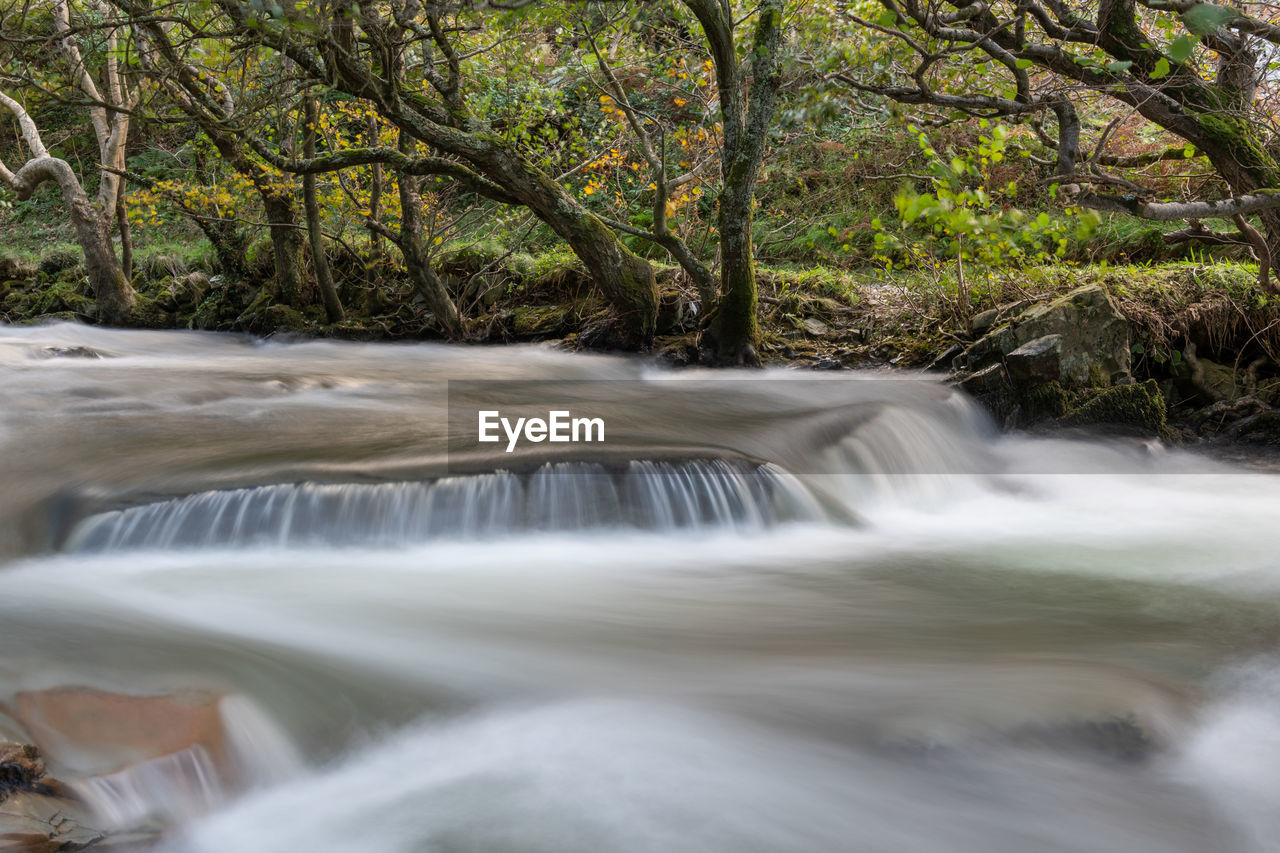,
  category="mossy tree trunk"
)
[303,96,345,323]
[396,134,462,338]
[683,0,785,364]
